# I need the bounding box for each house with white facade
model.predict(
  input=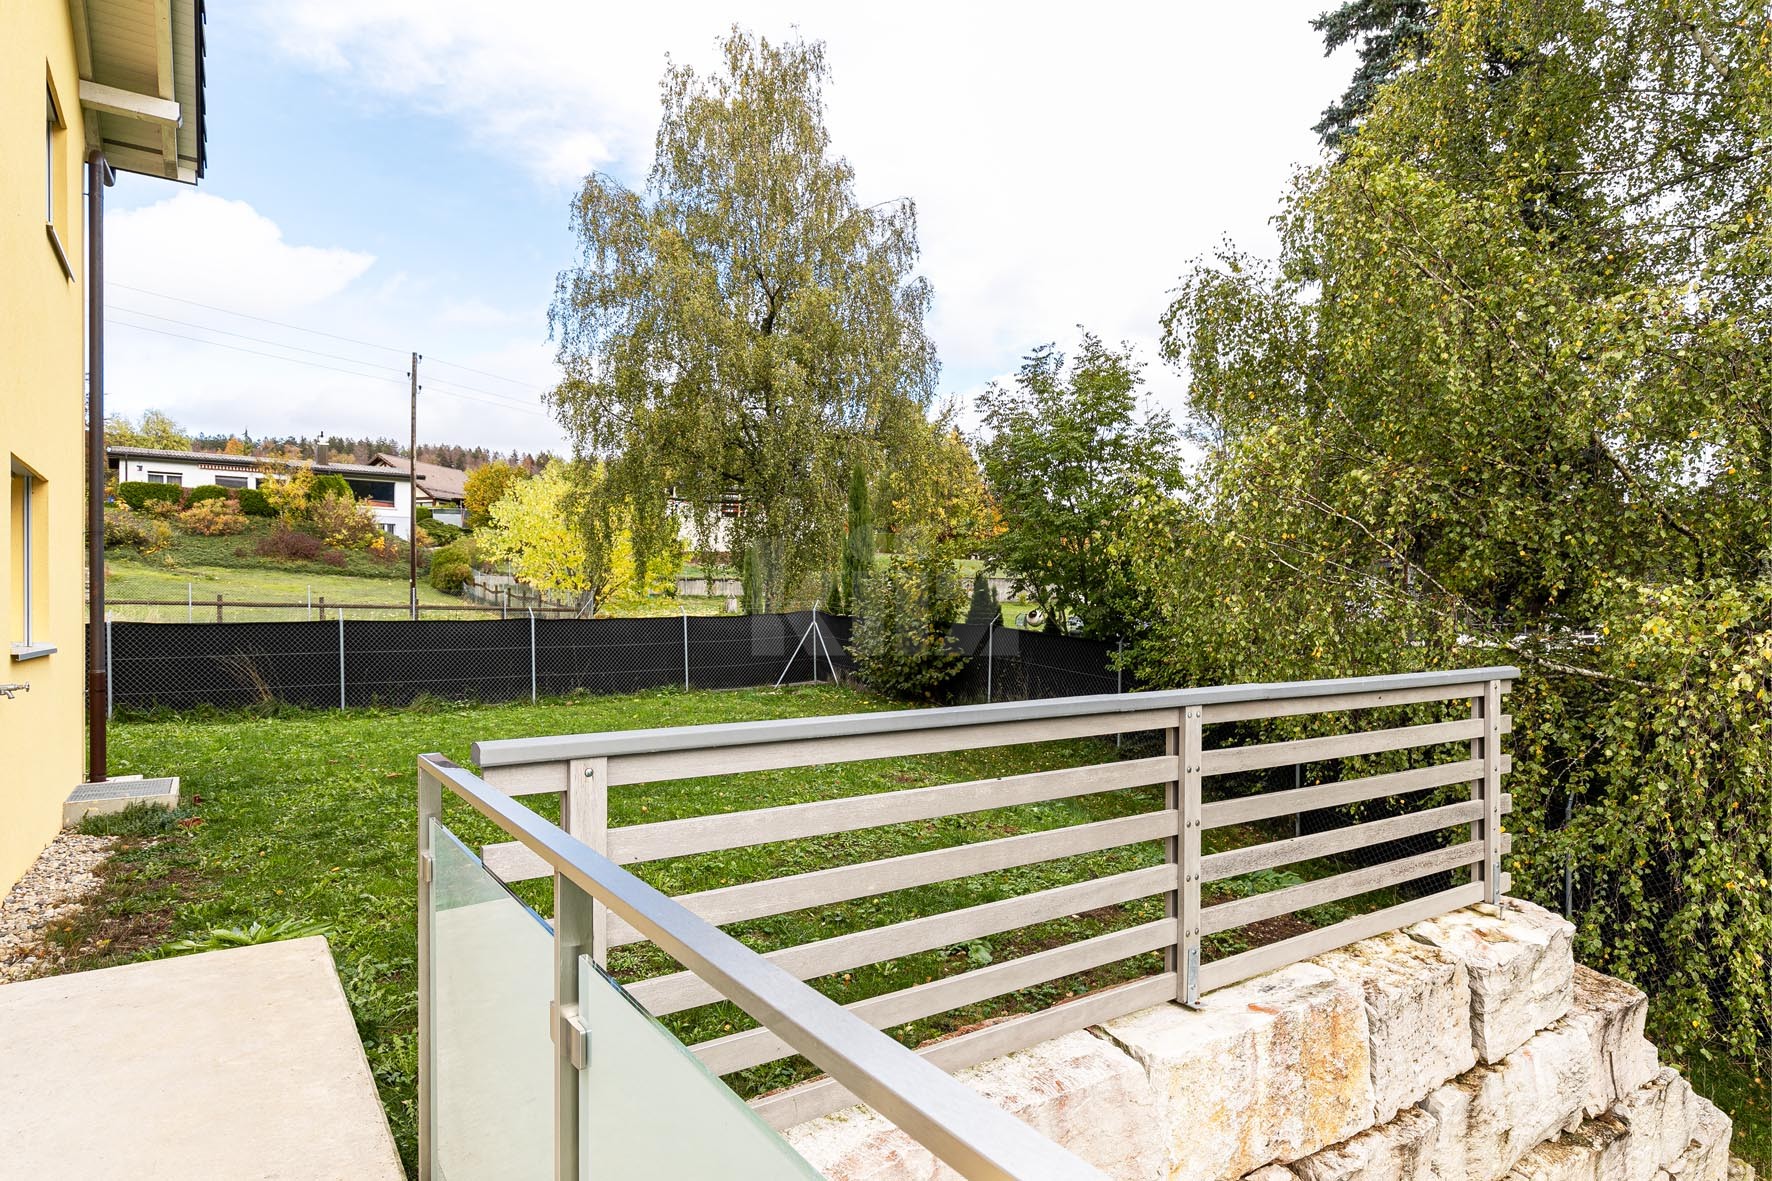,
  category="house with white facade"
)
[107,446,417,538]
[367,453,466,526]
